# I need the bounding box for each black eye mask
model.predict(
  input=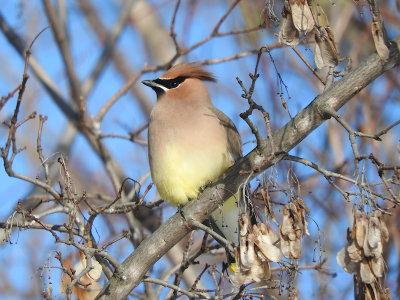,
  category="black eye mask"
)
[153,76,187,89]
